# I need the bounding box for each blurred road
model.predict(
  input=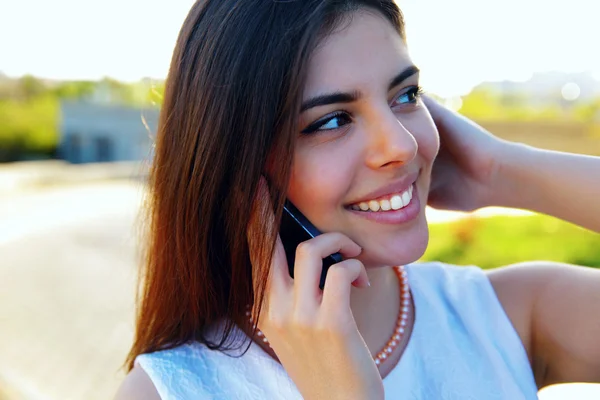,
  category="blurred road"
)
[0,182,143,400]
[0,181,597,399]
